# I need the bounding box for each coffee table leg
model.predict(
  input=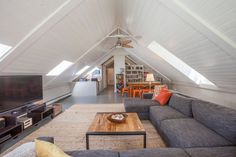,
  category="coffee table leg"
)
[143,133,146,148]
[86,134,89,150]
